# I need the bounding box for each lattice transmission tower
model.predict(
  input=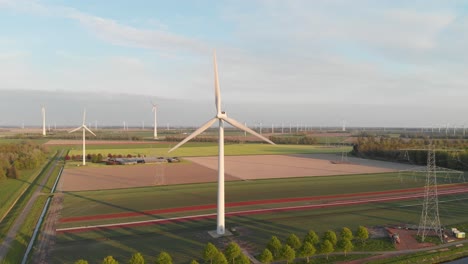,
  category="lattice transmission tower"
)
[417,145,444,243]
